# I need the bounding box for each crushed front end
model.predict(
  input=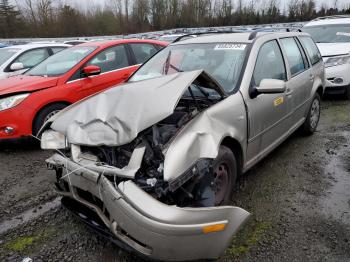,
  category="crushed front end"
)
[42,71,250,261]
